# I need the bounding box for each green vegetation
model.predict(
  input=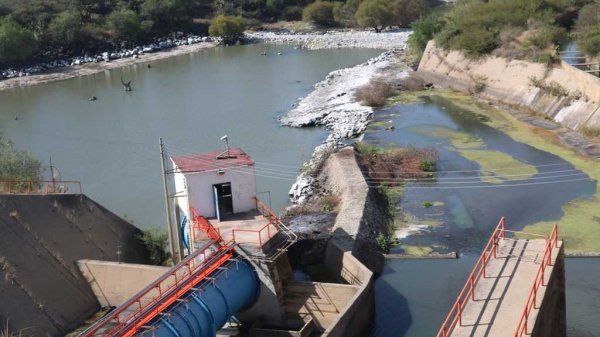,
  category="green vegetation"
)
[209,15,245,42]
[398,244,433,255]
[408,12,444,60]
[426,89,600,253]
[138,227,171,266]
[415,0,596,61]
[0,17,35,63]
[0,134,42,187]
[575,1,600,56]
[460,150,538,184]
[376,232,391,253]
[0,0,433,65]
[303,1,335,27]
